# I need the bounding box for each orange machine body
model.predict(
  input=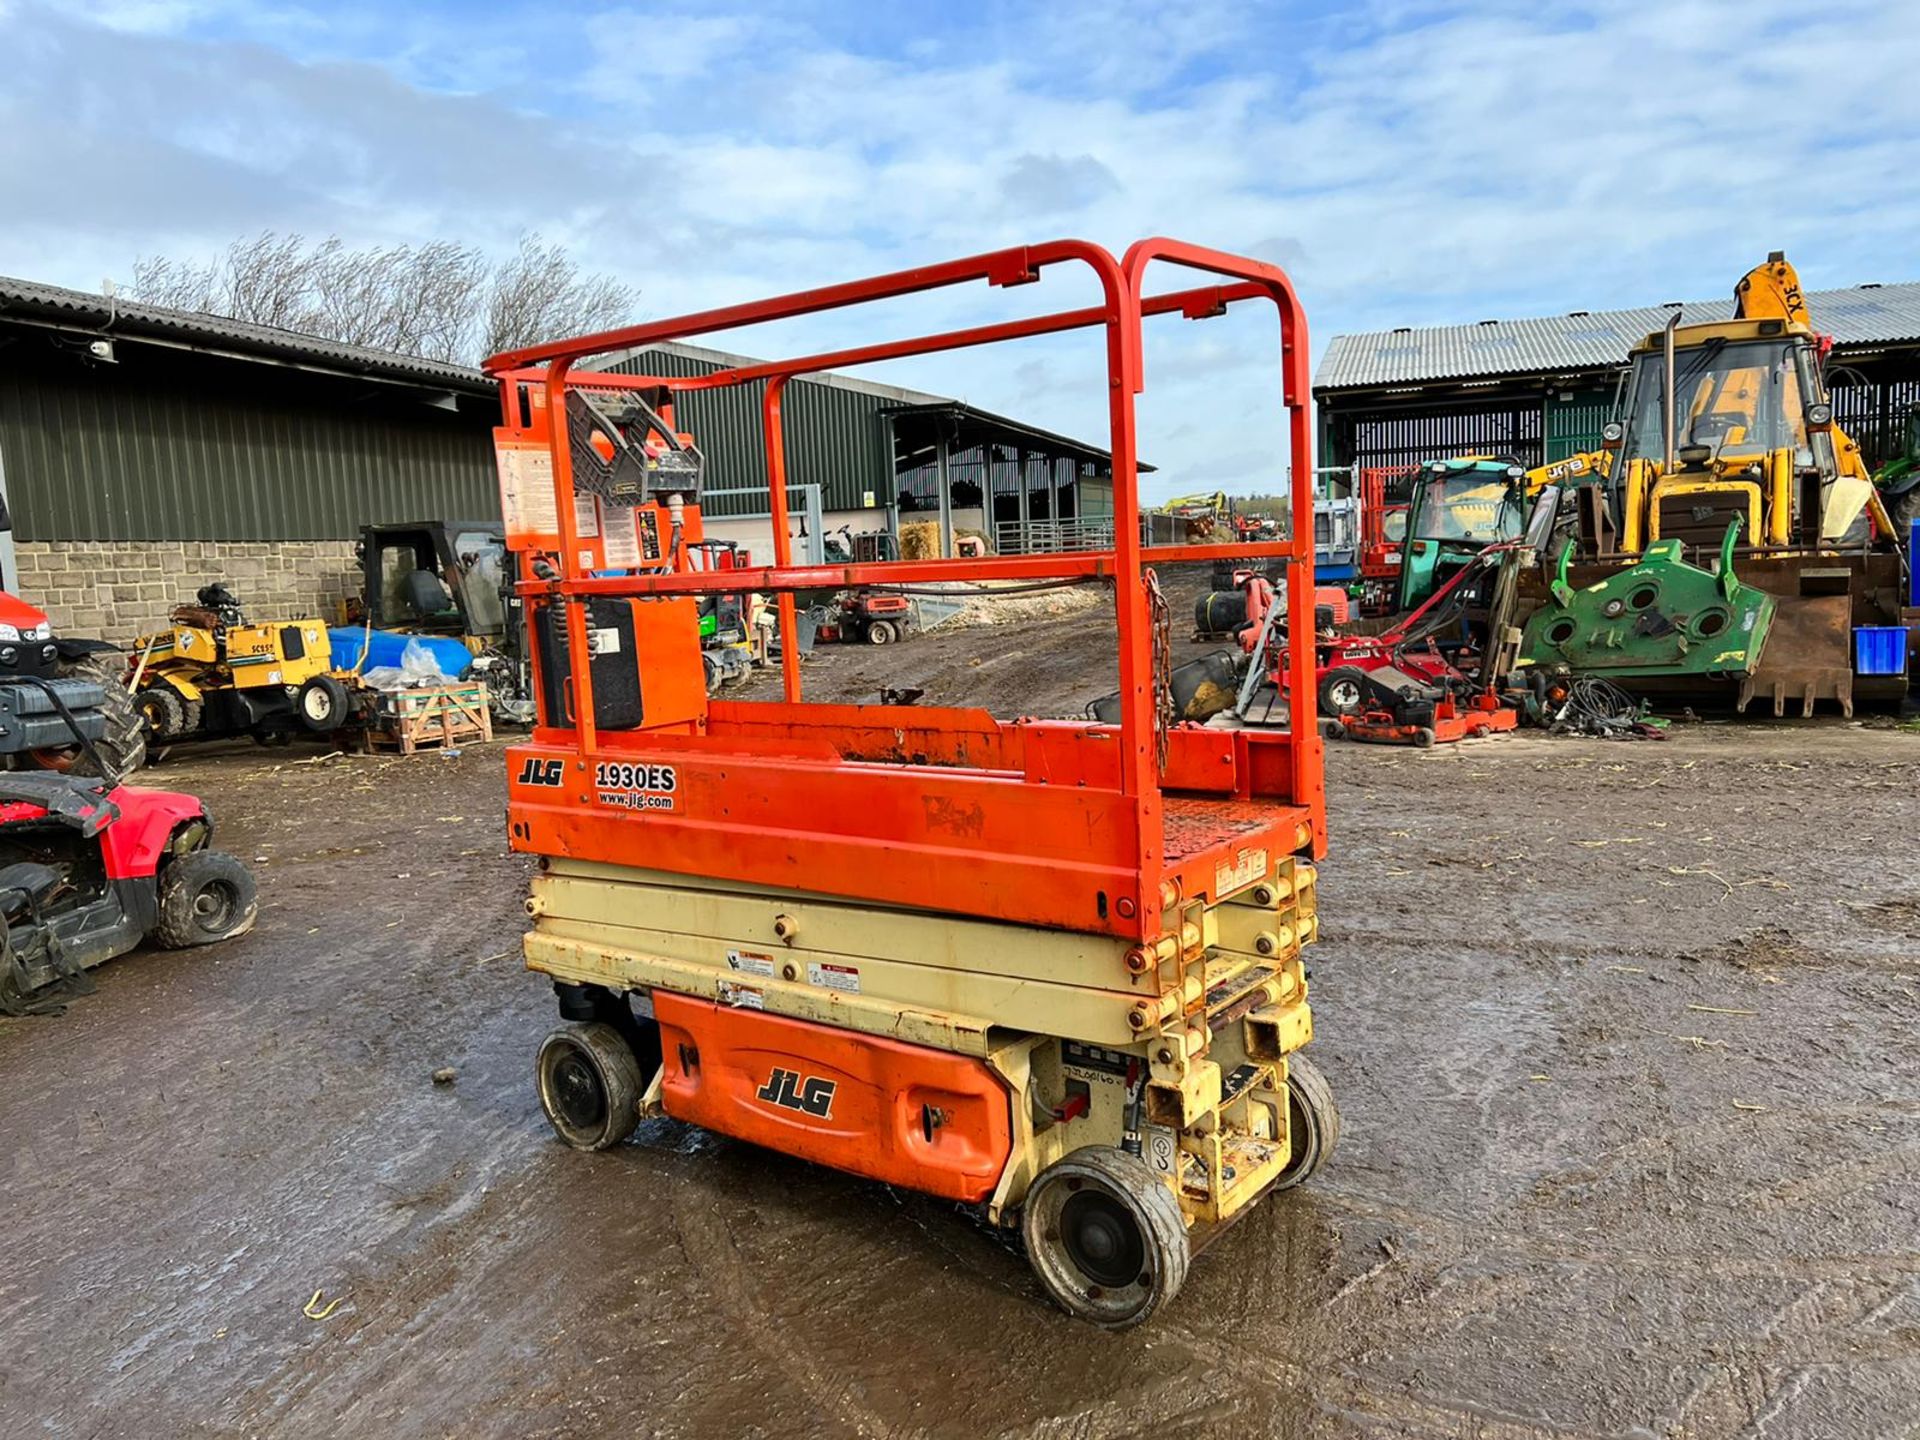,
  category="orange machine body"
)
[654,992,1014,1203]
